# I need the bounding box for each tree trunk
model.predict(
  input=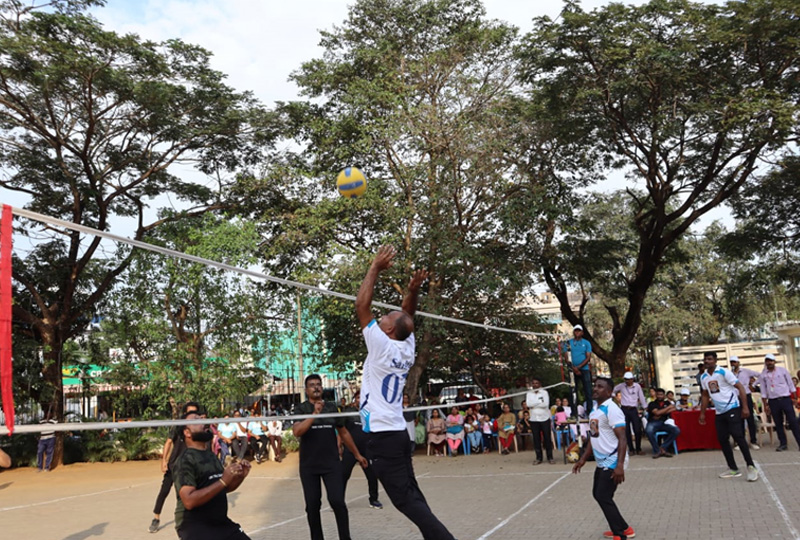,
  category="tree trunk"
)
[41,330,65,468]
[405,331,434,402]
